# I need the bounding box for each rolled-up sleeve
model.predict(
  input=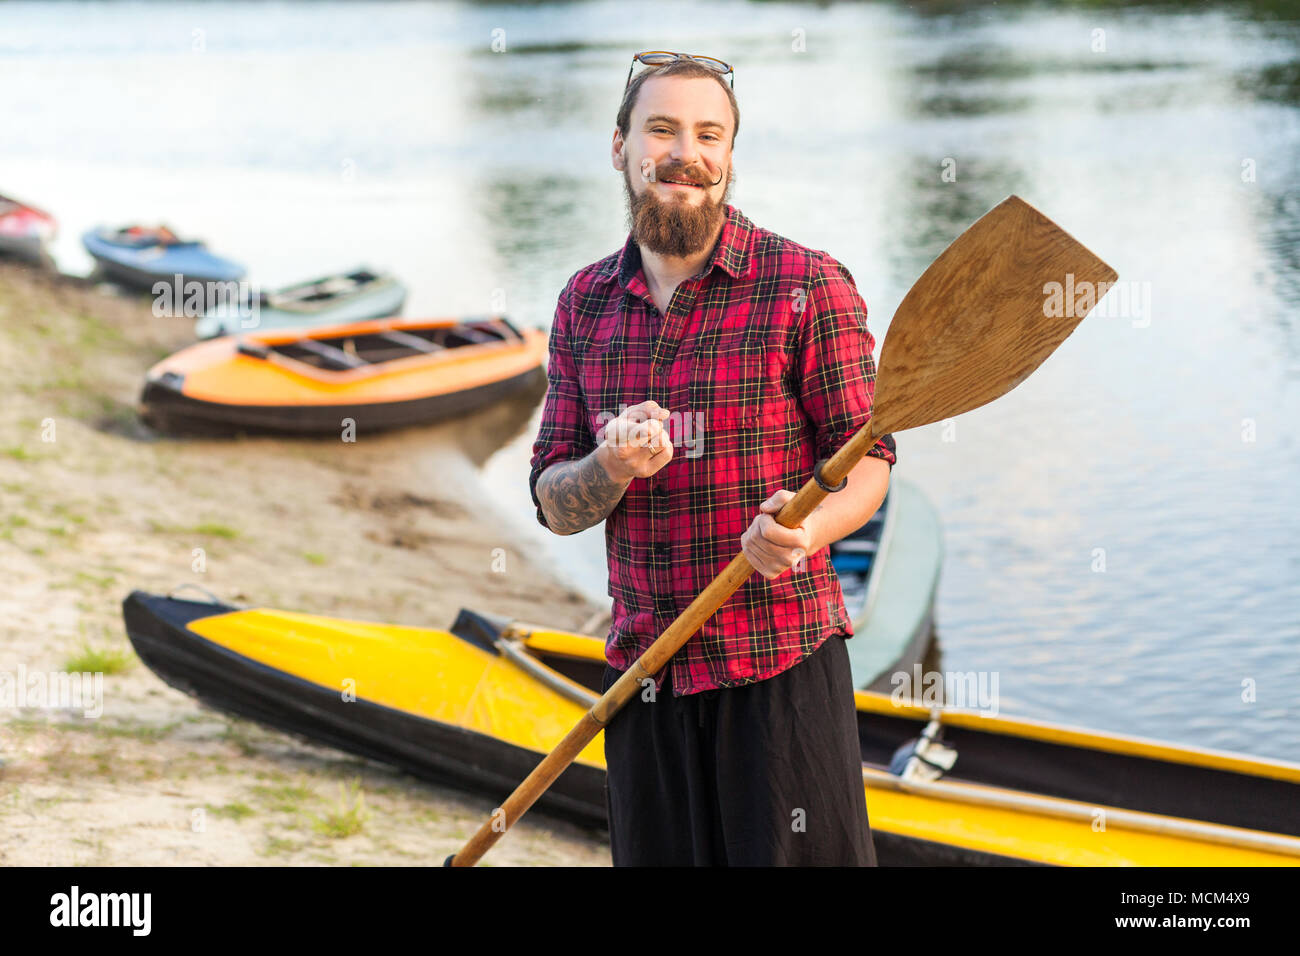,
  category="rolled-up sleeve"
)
[529,279,597,530]
[794,255,897,468]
